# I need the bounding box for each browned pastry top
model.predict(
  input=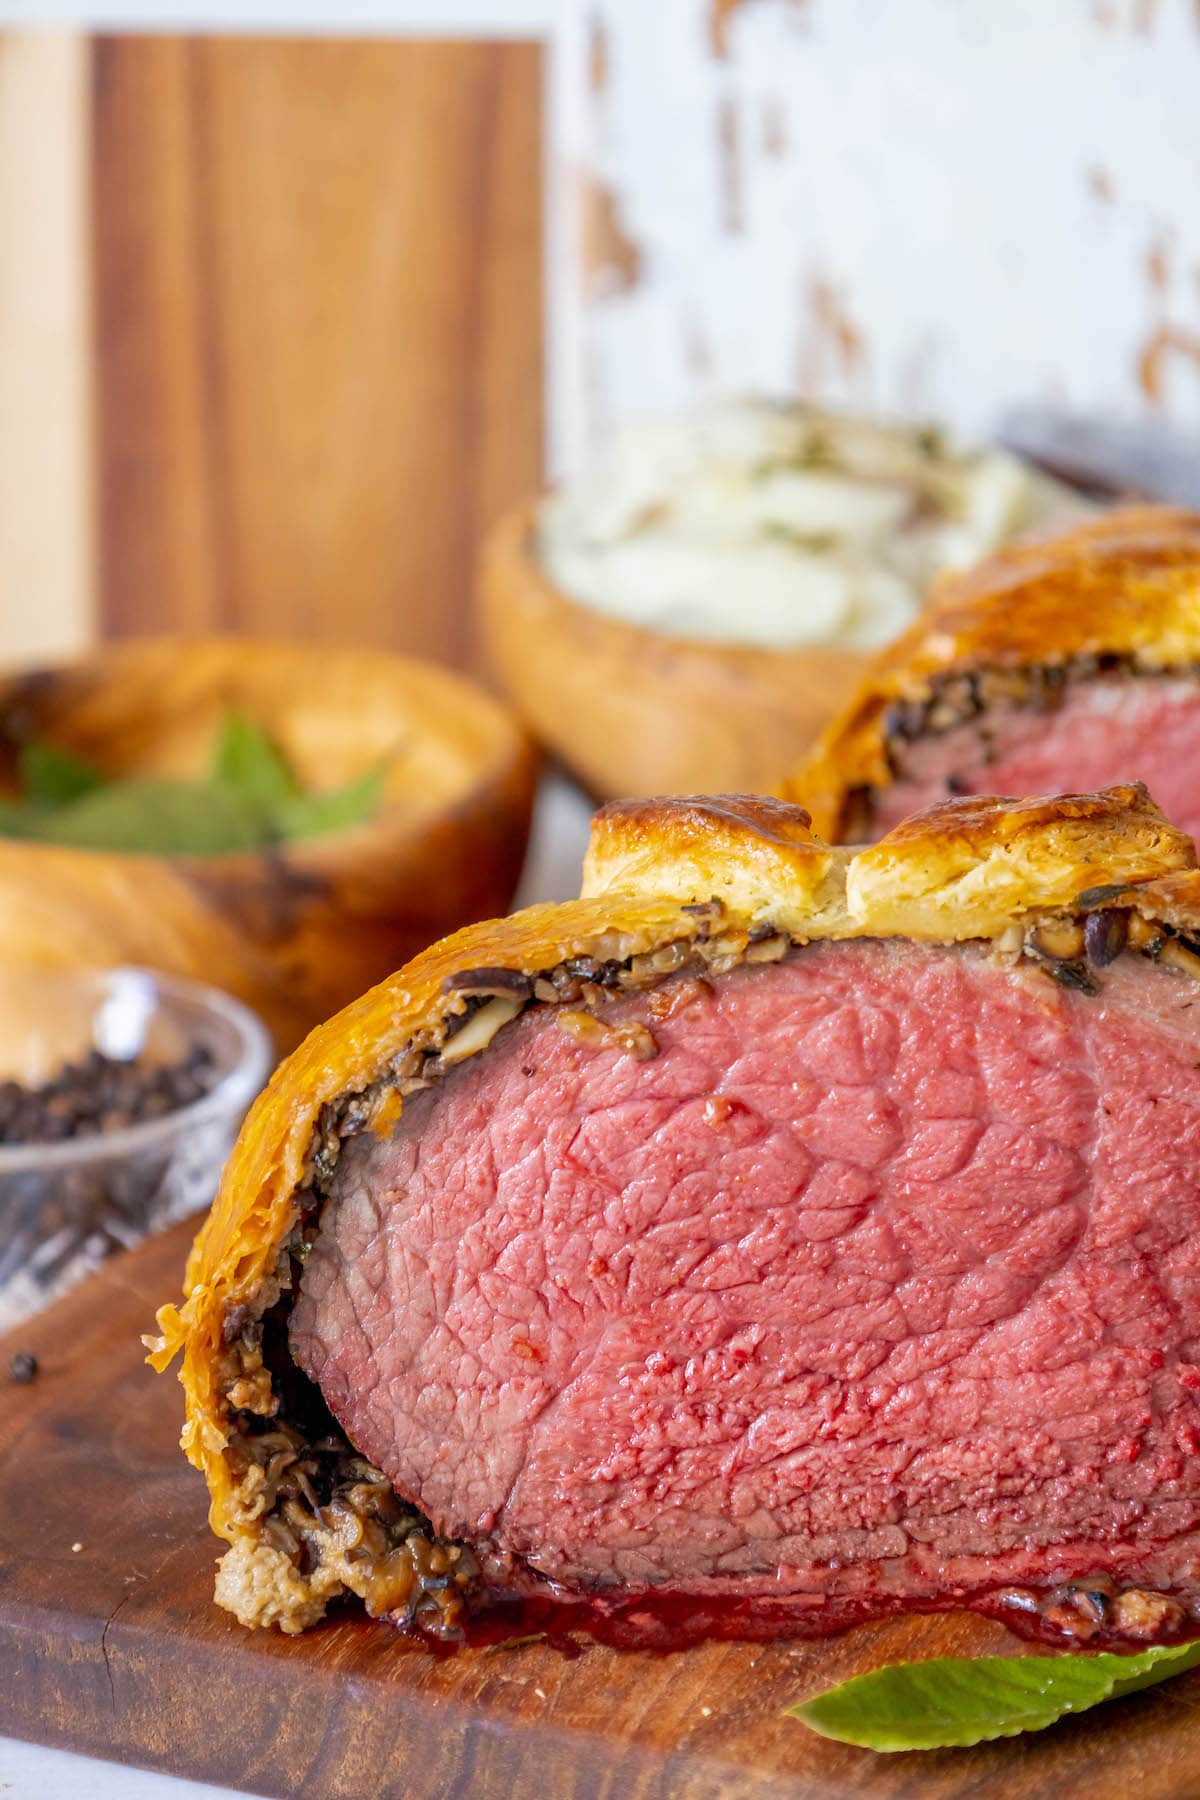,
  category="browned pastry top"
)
[783,506,1200,839]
